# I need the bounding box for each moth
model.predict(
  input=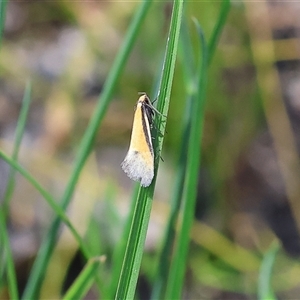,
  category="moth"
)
[121,93,162,187]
